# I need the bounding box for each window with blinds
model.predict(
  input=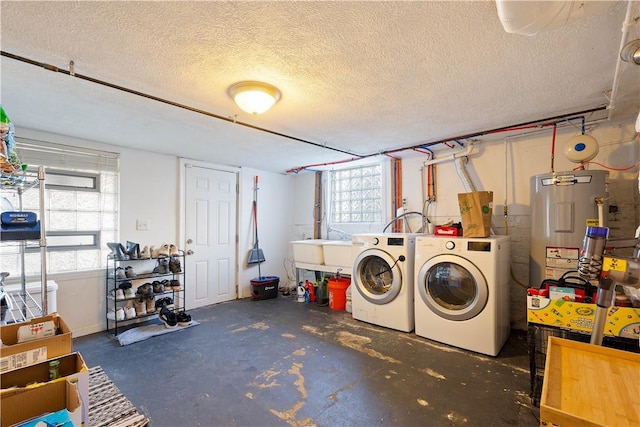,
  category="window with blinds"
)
[1,138,120,276]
